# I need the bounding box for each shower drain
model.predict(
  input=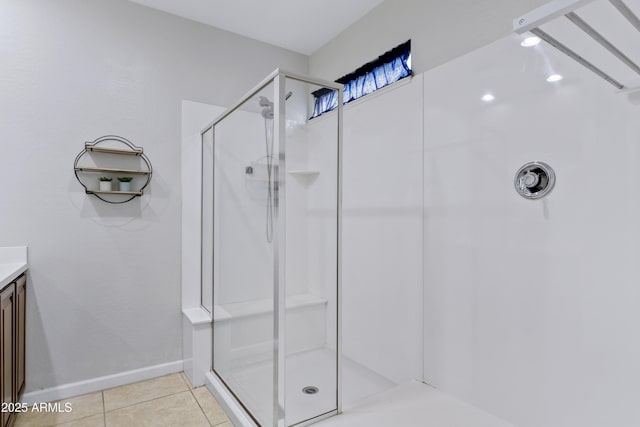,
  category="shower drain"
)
[302,386,319,395]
